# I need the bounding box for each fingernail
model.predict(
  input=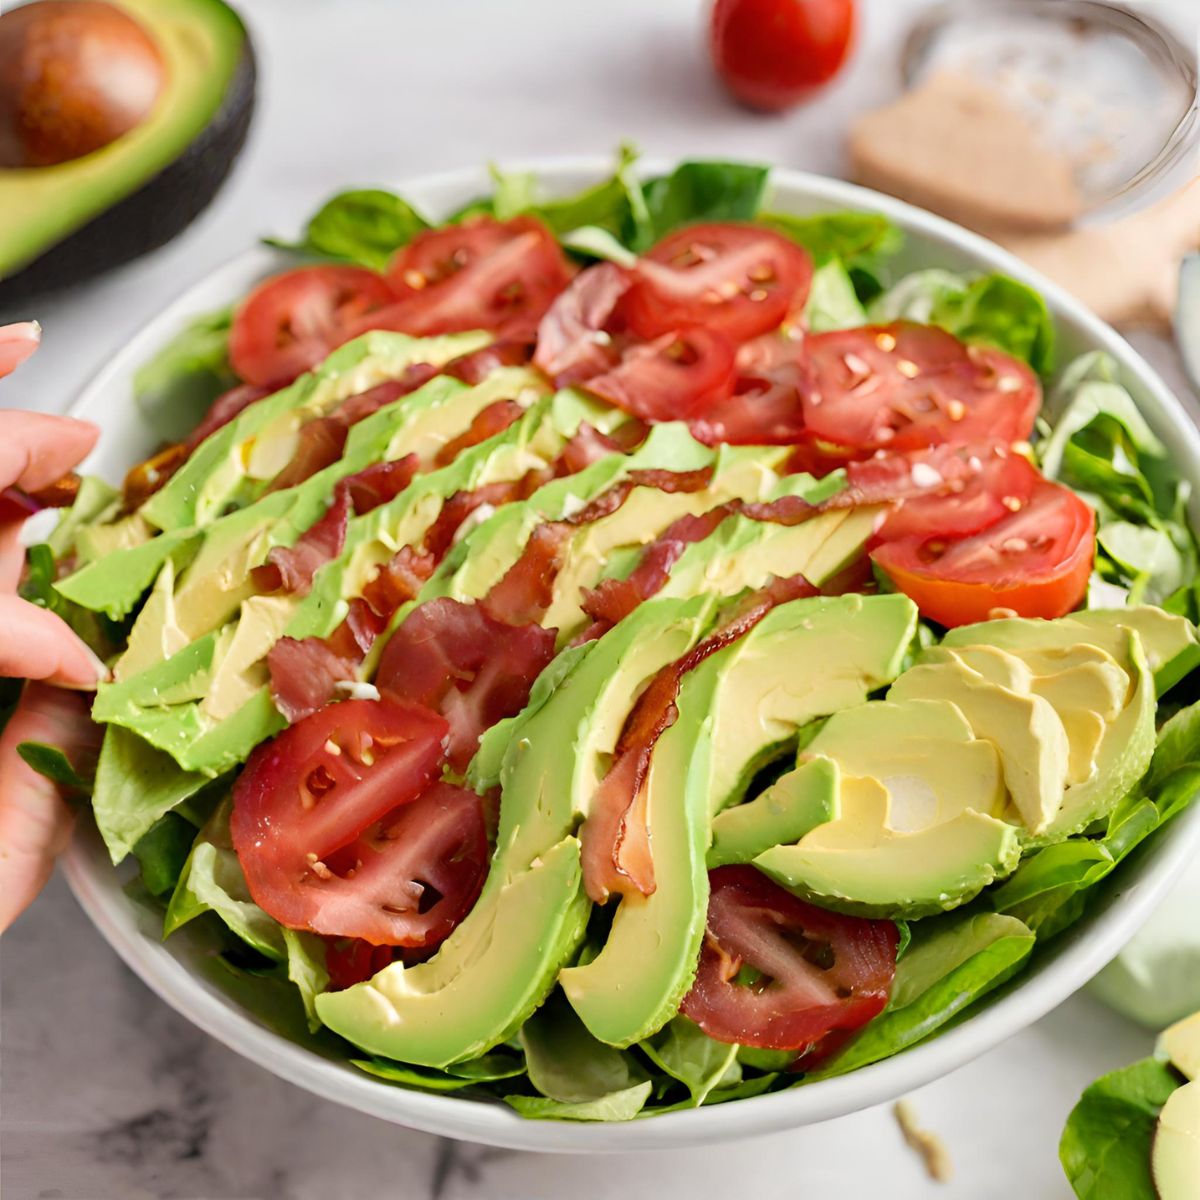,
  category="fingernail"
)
[58,643,111,691]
